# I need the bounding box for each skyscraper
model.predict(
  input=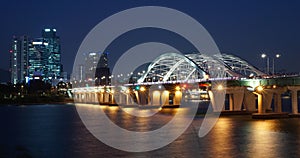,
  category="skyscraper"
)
[10,36,29,84]
[42,28,61,80]
[10,28,62,84]
[84,52,101,80]
[96,52,110,85]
